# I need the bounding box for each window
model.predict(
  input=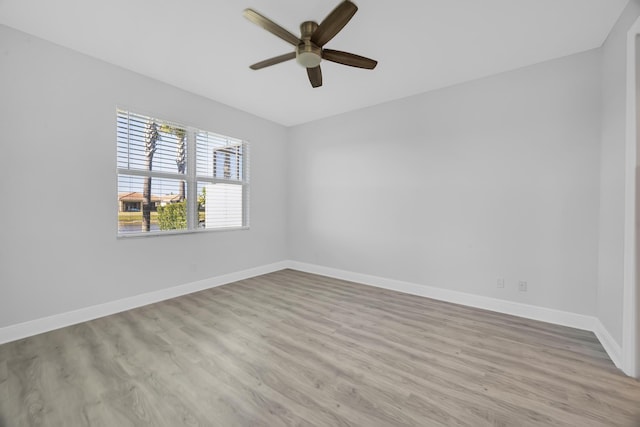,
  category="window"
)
[117,109,249,236]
